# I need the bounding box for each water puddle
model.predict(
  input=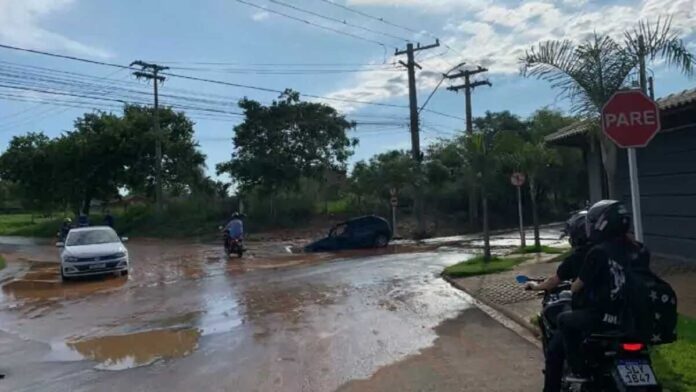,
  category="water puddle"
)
[49,328,201,370]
